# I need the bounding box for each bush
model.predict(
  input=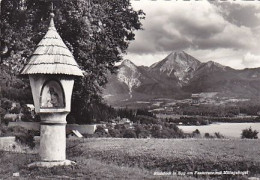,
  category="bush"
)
[123,129,136,138]
[15,133,35,149]
[134,125,150,138]
[151,125,161,138]
[193,129,200,135]
[138,130,150,138]
[241,127,258,139]
[204,133,214,138]
[214,132,225,139]
[192,129,201,138]
[94,126,108,137]
[9,106,20,114]
[168,123,179,131]
[108,128,121,138]
[0,126,36,148]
